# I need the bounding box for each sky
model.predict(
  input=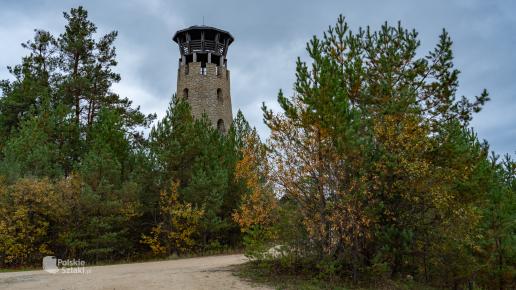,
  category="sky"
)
[0,0,514,156]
